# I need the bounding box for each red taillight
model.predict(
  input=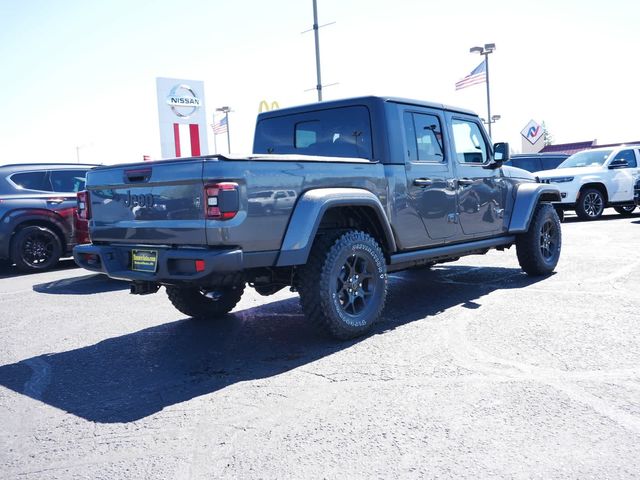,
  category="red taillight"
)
[195,260,205,272]
[205,182,239,220]
[77,190,91,220]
